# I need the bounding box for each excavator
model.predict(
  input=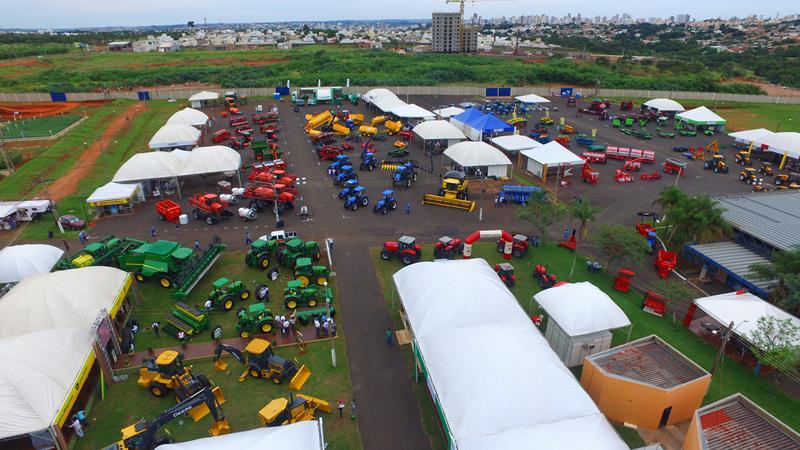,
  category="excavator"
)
[102,384,230,450]
[213,338,311,389]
